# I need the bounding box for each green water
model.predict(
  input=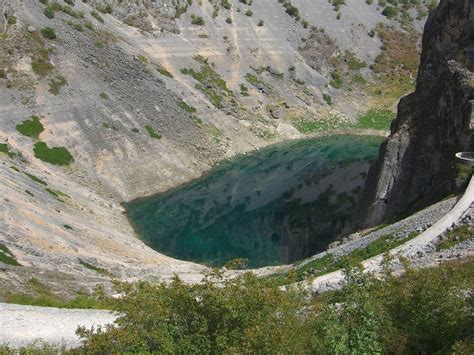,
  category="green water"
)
[125,135,383,268]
